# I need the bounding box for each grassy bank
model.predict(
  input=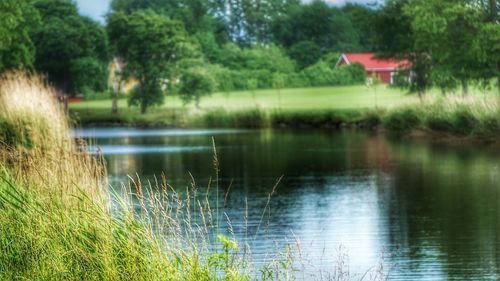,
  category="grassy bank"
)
[69,85,500,139]
[382,96,500,138]
[0,73,390,280]
[69,85,409,128]
[70,107,383,128]
[0,73,282,280]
